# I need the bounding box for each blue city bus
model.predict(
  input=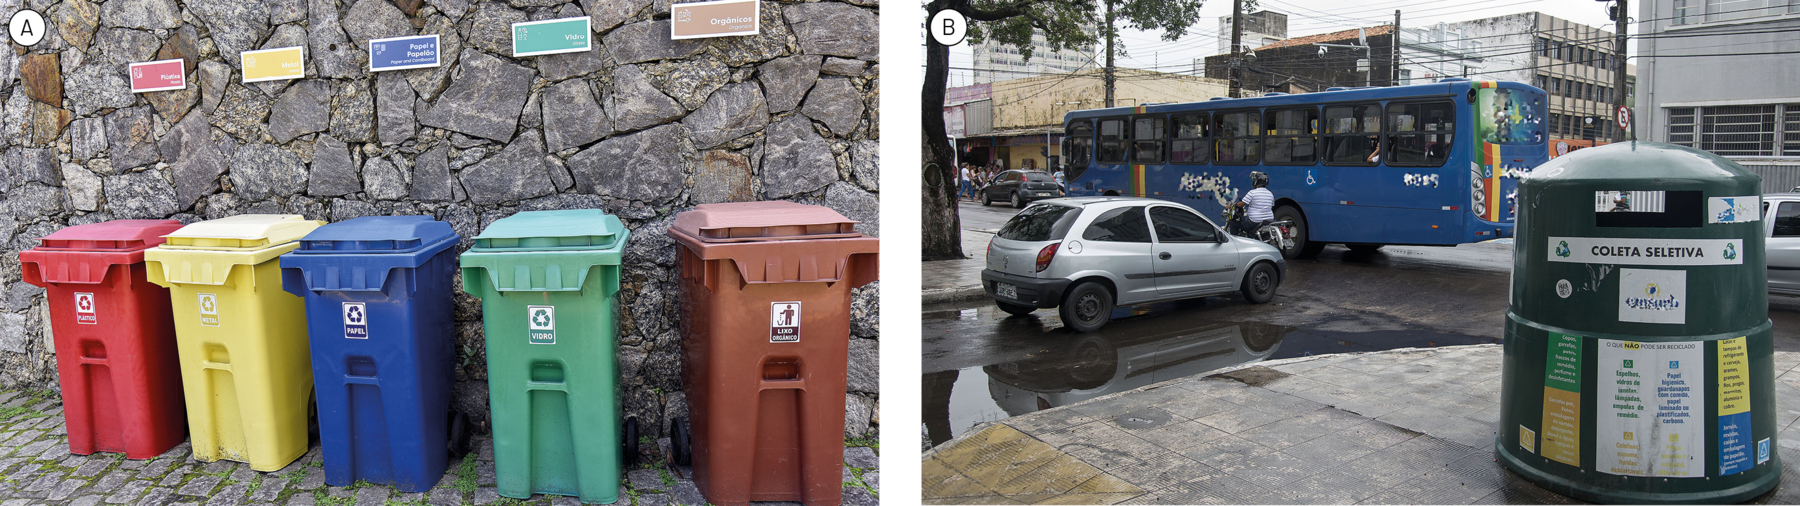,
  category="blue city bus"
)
[1058,78,1548,258]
